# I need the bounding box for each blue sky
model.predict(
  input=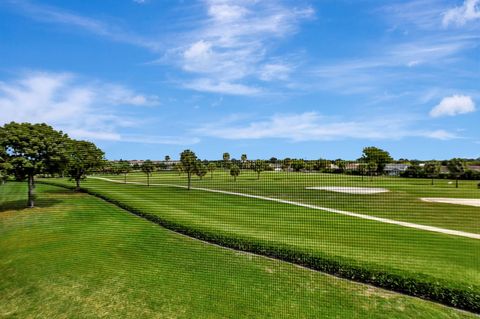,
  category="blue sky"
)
[0,0,479,160]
